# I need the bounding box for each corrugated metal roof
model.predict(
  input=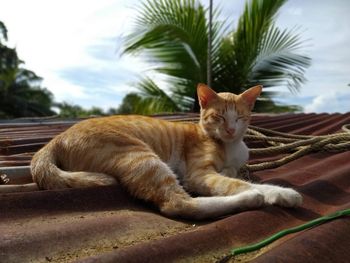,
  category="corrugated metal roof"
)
[1,113,350,262]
